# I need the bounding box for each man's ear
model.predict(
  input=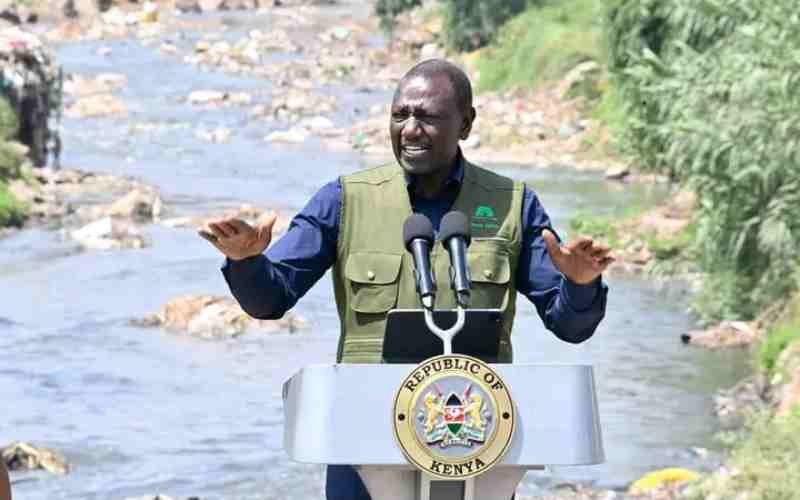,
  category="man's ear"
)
[460,107,476,140]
